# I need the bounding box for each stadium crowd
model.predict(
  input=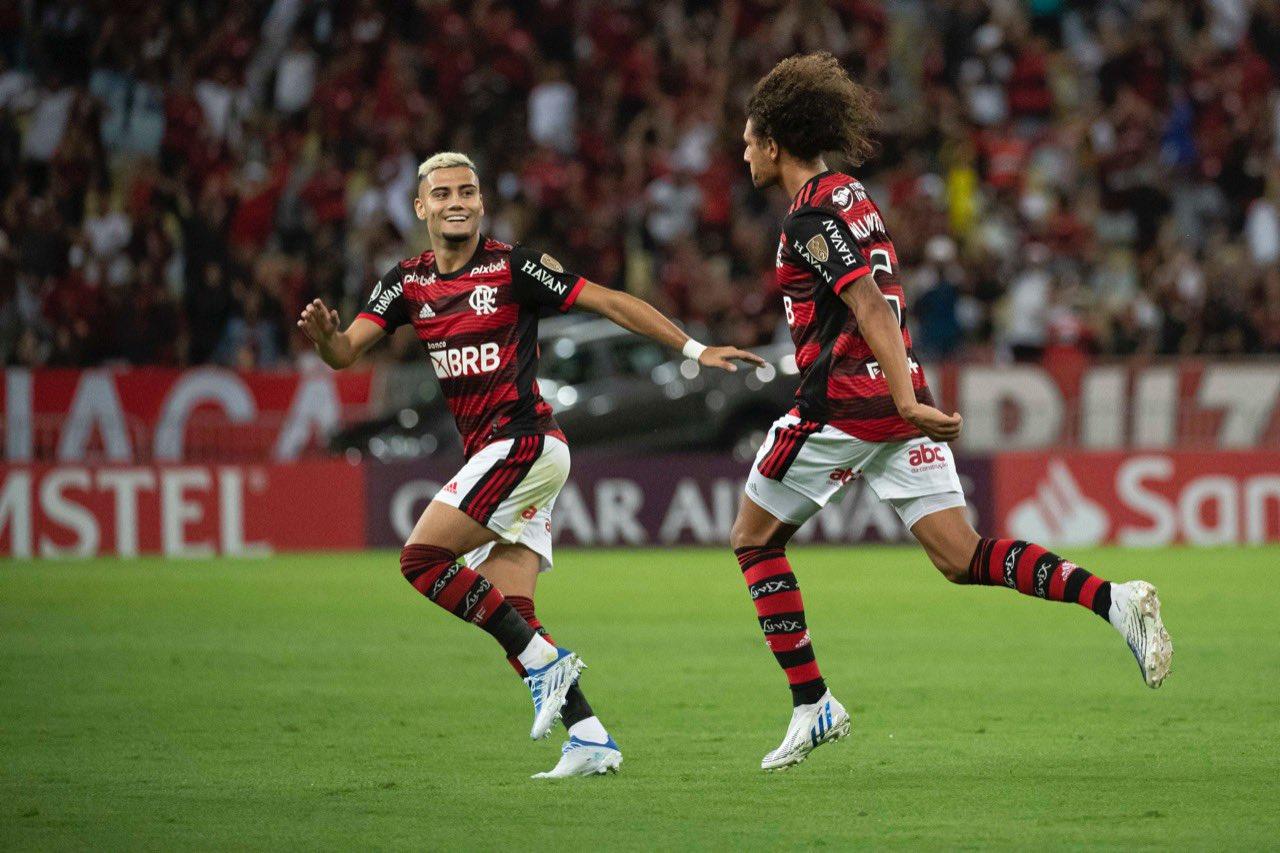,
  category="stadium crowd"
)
[0,0,1278,369]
